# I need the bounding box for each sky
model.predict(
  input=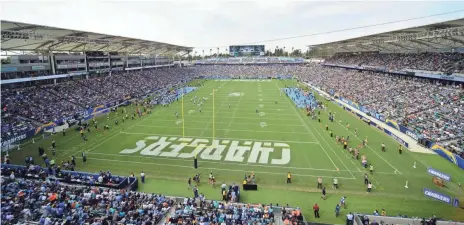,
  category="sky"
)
[1,0,464,55]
